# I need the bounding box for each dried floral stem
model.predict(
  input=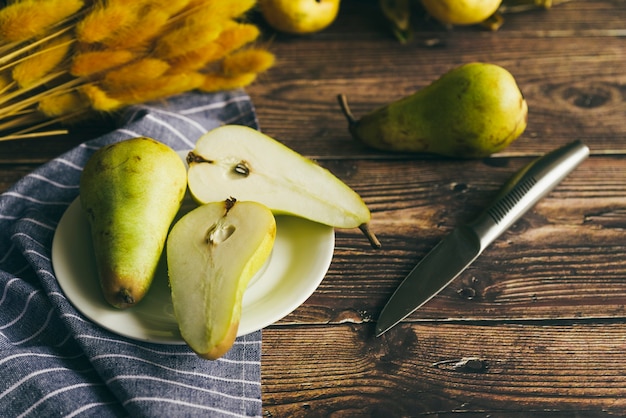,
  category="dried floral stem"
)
[4,37,73,76]
[0,71,68,109]
[0,0,274,141]
[0,25,73,67]
[0,130,68,142]
[13,109,86,135]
